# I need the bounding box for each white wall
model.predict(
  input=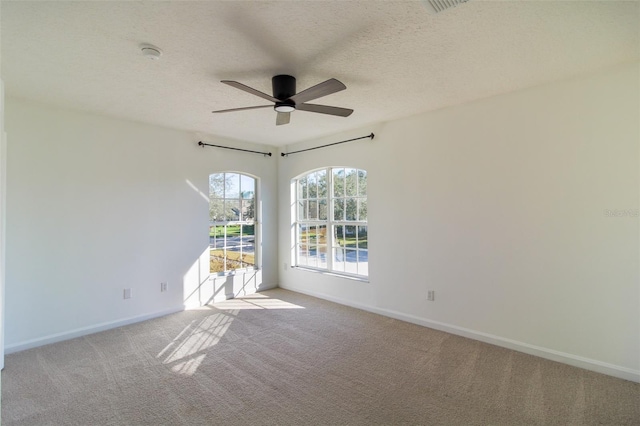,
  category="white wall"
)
[4,63,638,382]
[4,98,278,351]
[278,63,640,381]
[0,79,6,369]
